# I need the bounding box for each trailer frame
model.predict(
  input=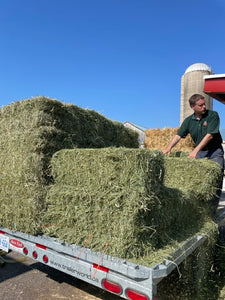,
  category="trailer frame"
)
[0,227,209,300]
